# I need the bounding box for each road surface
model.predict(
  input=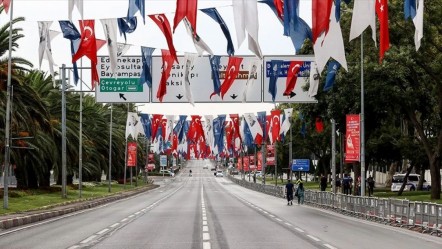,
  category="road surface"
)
[0,160,440,249]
